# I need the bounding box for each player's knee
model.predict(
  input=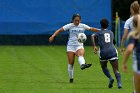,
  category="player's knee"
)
[76,49,84,57]
[76,51,84,57]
